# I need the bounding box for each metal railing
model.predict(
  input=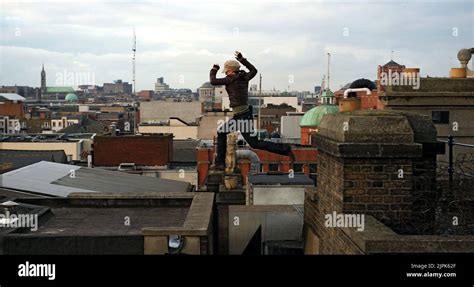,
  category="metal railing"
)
[439,135,474,188]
